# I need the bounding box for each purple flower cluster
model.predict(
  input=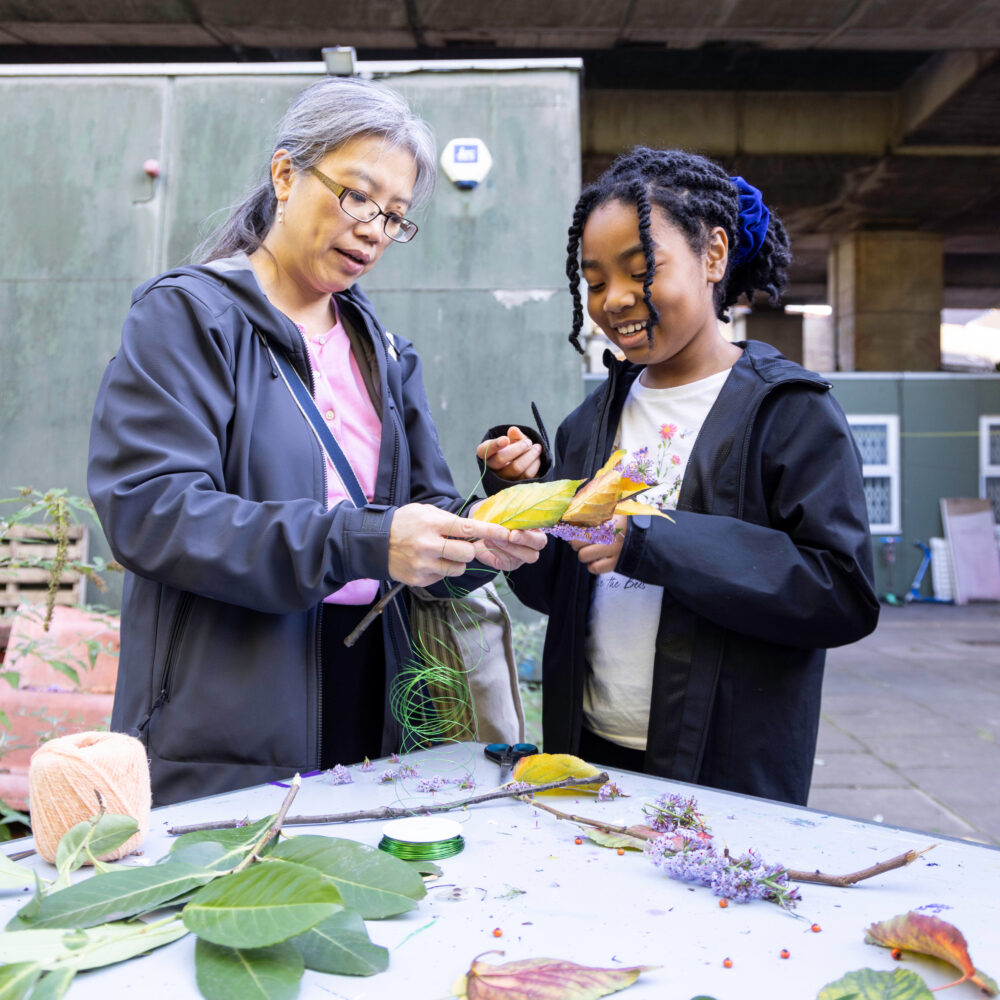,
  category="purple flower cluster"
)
[598,780,626,801]
[416,775,446,793]
[325,764,353,785]
[615,447,657,487]
[377,762,420,783]
[645,837,800,908]
[359,757,374,772]
[543,521,618,546]
[643,793,710,835]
